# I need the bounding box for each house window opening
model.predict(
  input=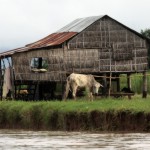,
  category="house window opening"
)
[31,57,48,73]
